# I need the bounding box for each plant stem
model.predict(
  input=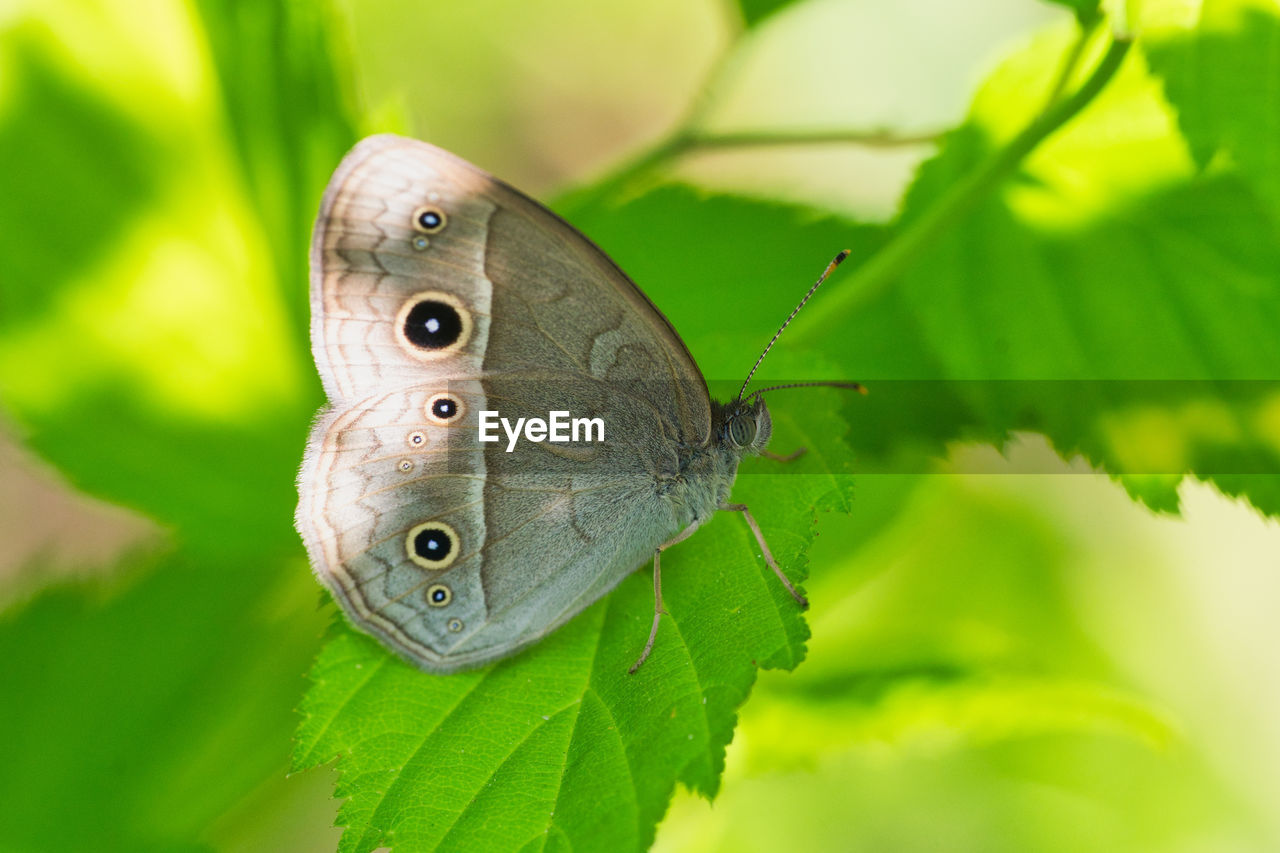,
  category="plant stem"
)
[554,127,943,215]
[553,132,694,215]
[554,14,740,215]
[554,21,940,215]
[687,128,942,150]
[793,33,1133,345]
[1040,15,1103,115]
